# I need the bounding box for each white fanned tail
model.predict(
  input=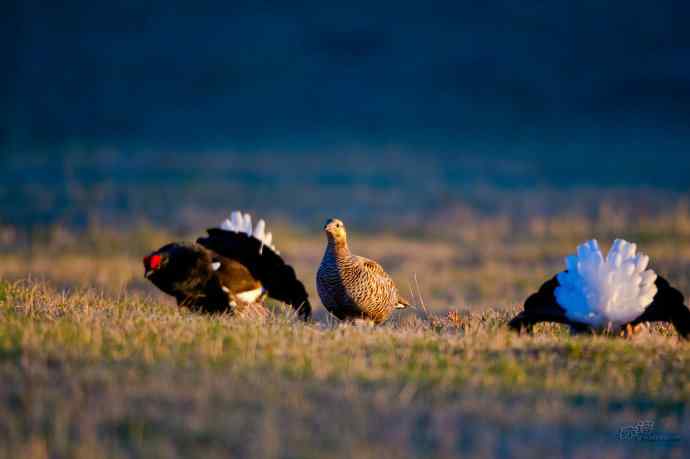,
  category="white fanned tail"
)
[555,239,657,330]
[219,210,279,253]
